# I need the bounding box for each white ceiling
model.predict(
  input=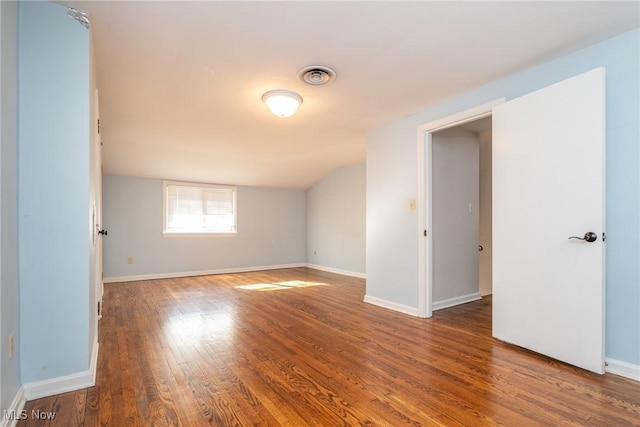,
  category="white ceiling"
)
[60,1,639,190]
